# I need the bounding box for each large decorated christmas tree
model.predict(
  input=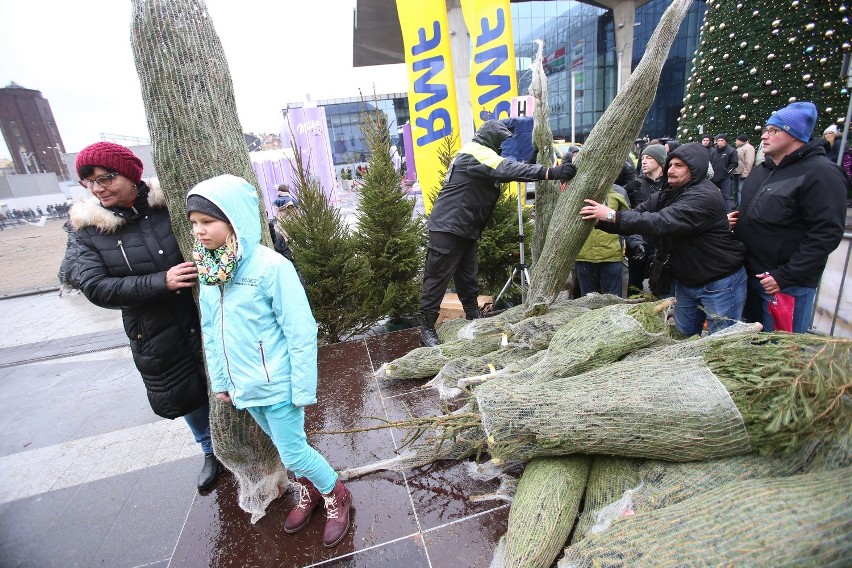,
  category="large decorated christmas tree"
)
[677,0,851,141]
